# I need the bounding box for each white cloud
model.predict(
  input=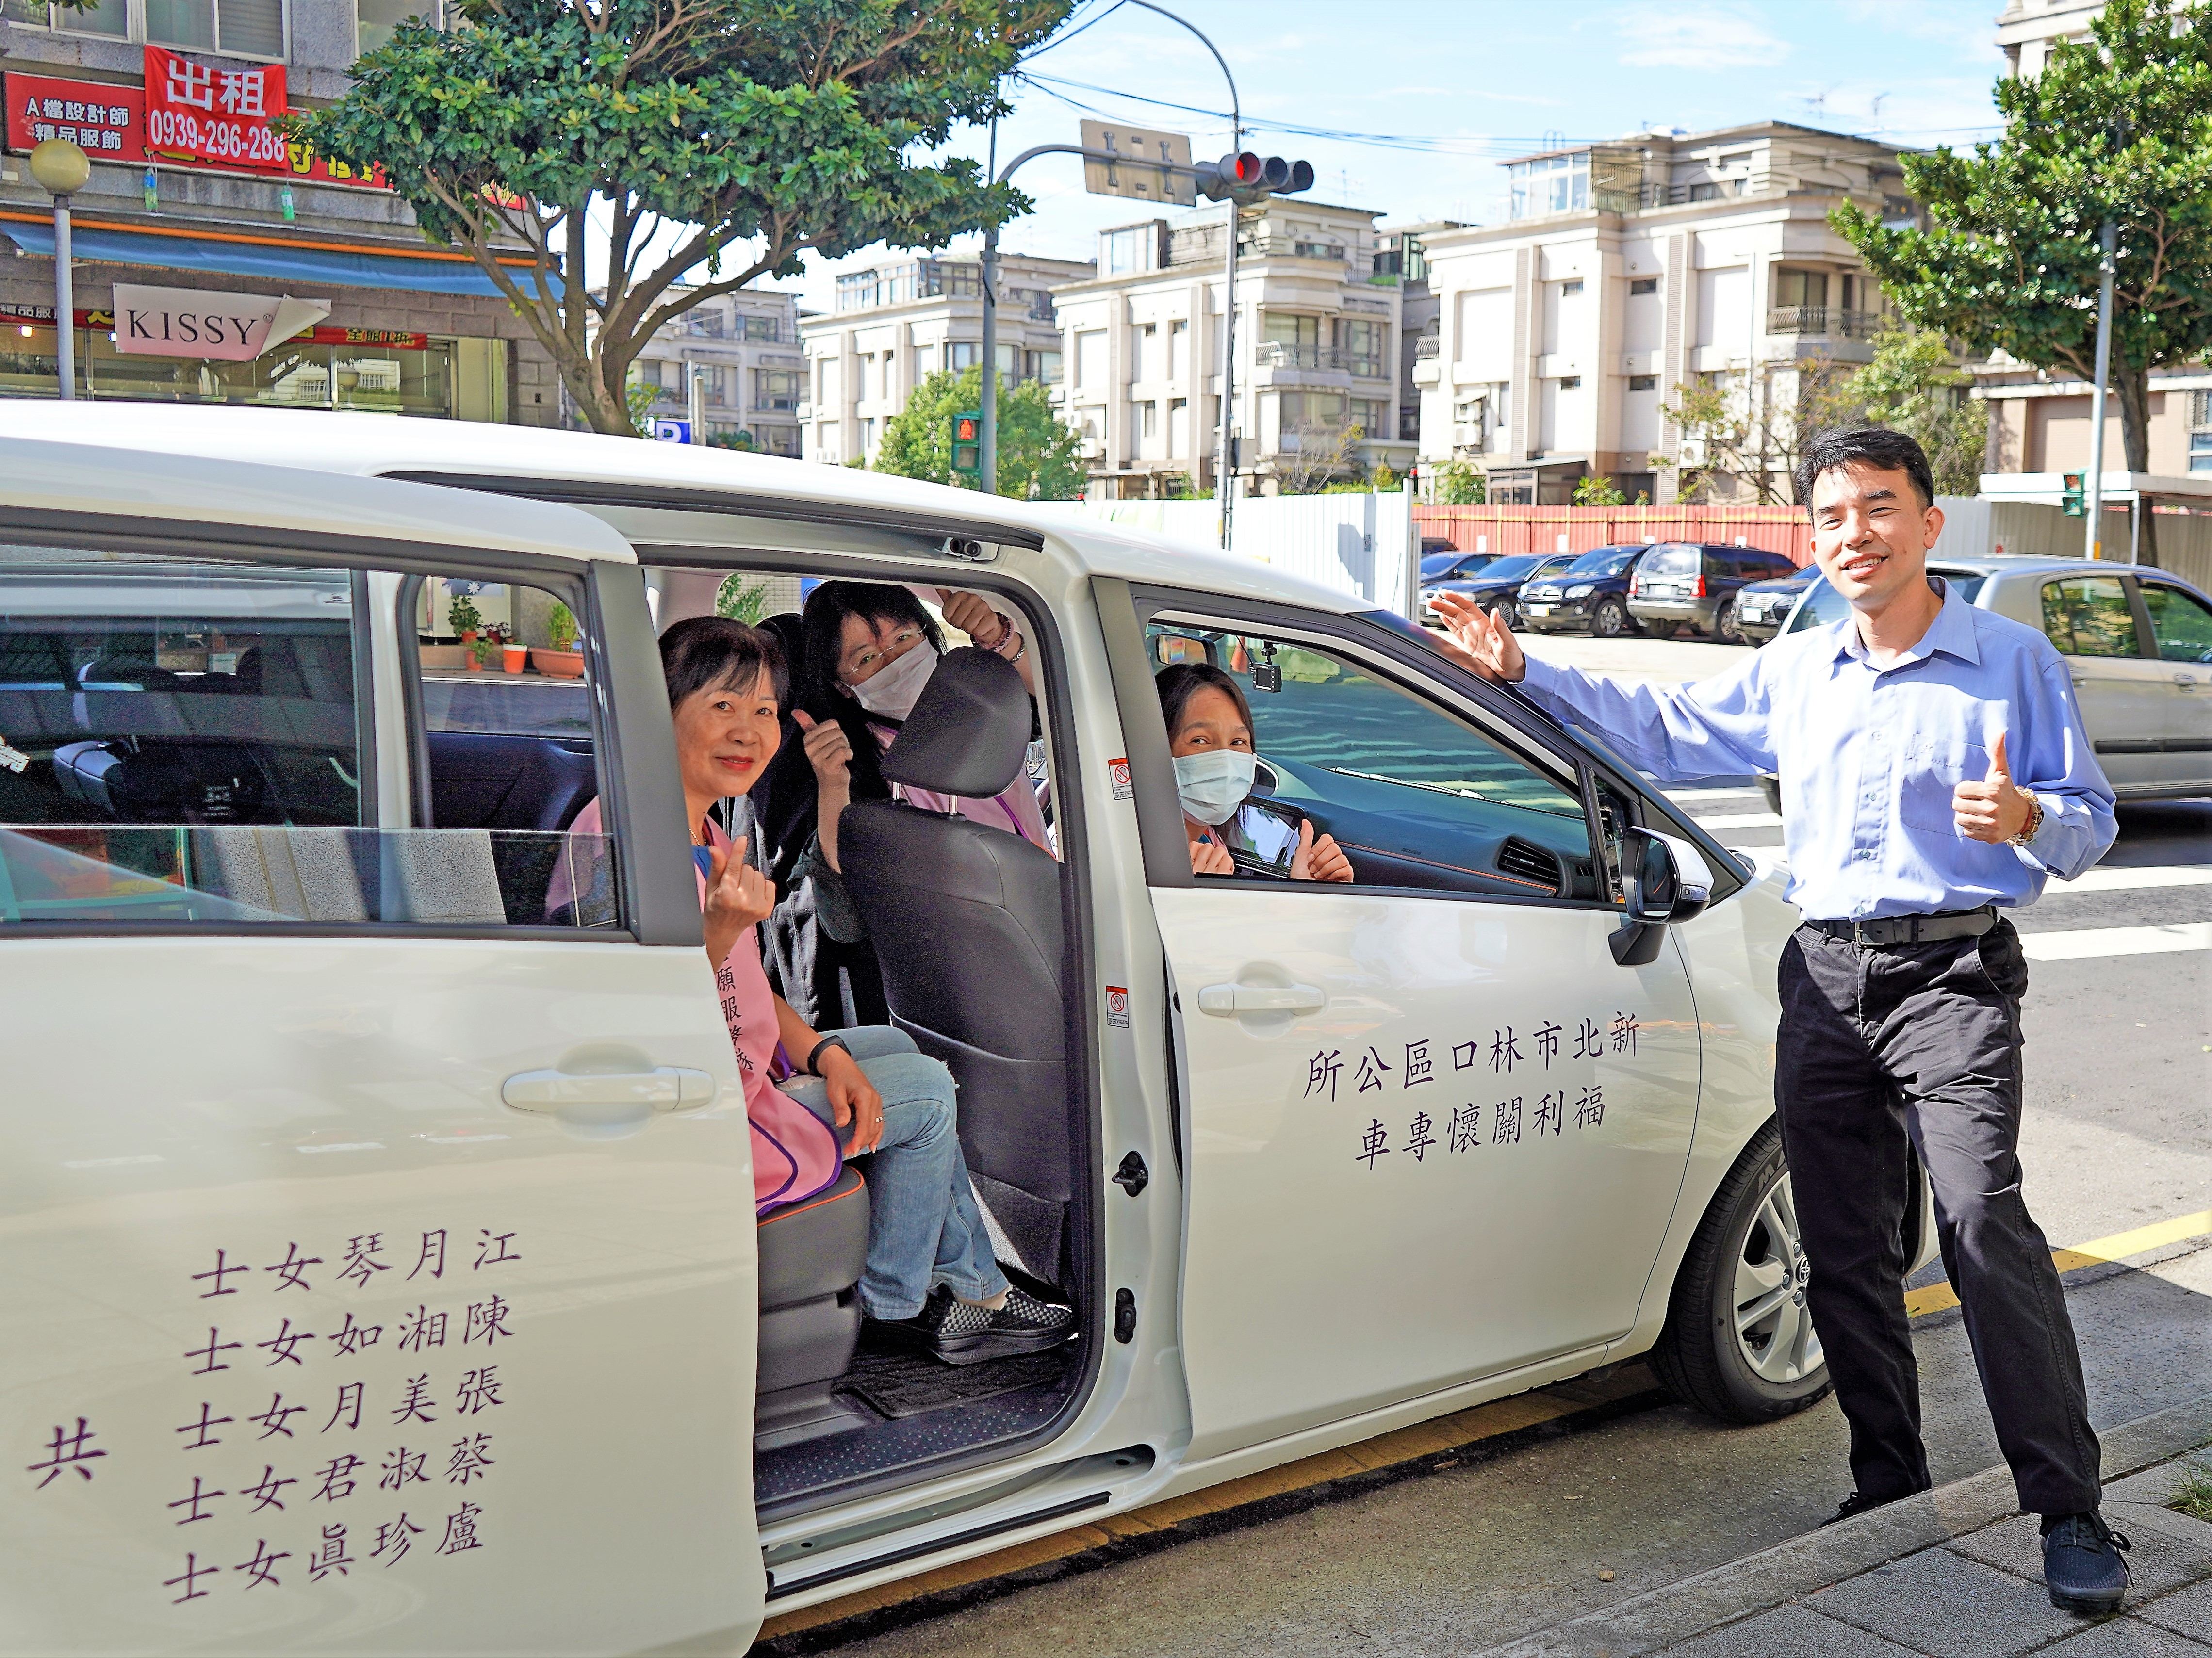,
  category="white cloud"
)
[1616,3,1791,70]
